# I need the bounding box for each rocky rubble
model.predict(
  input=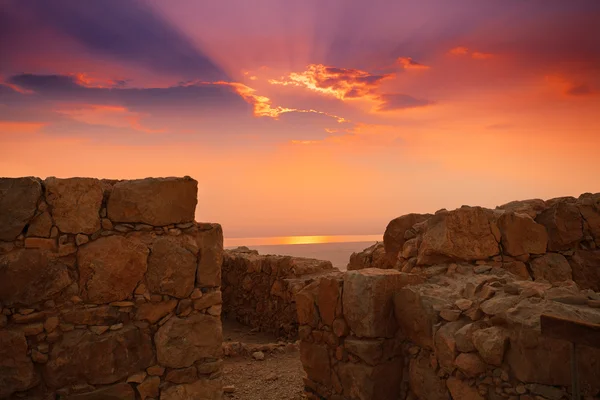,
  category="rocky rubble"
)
[297,192,600,400]
[0,176,224,400]
[222,247,340,339]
